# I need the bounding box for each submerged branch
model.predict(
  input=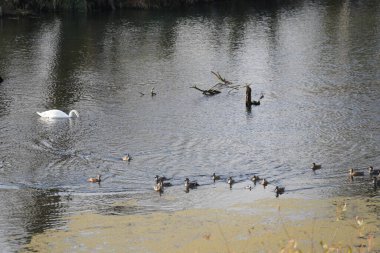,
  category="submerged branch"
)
[211,71,232,85]
[190,85,221,96]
